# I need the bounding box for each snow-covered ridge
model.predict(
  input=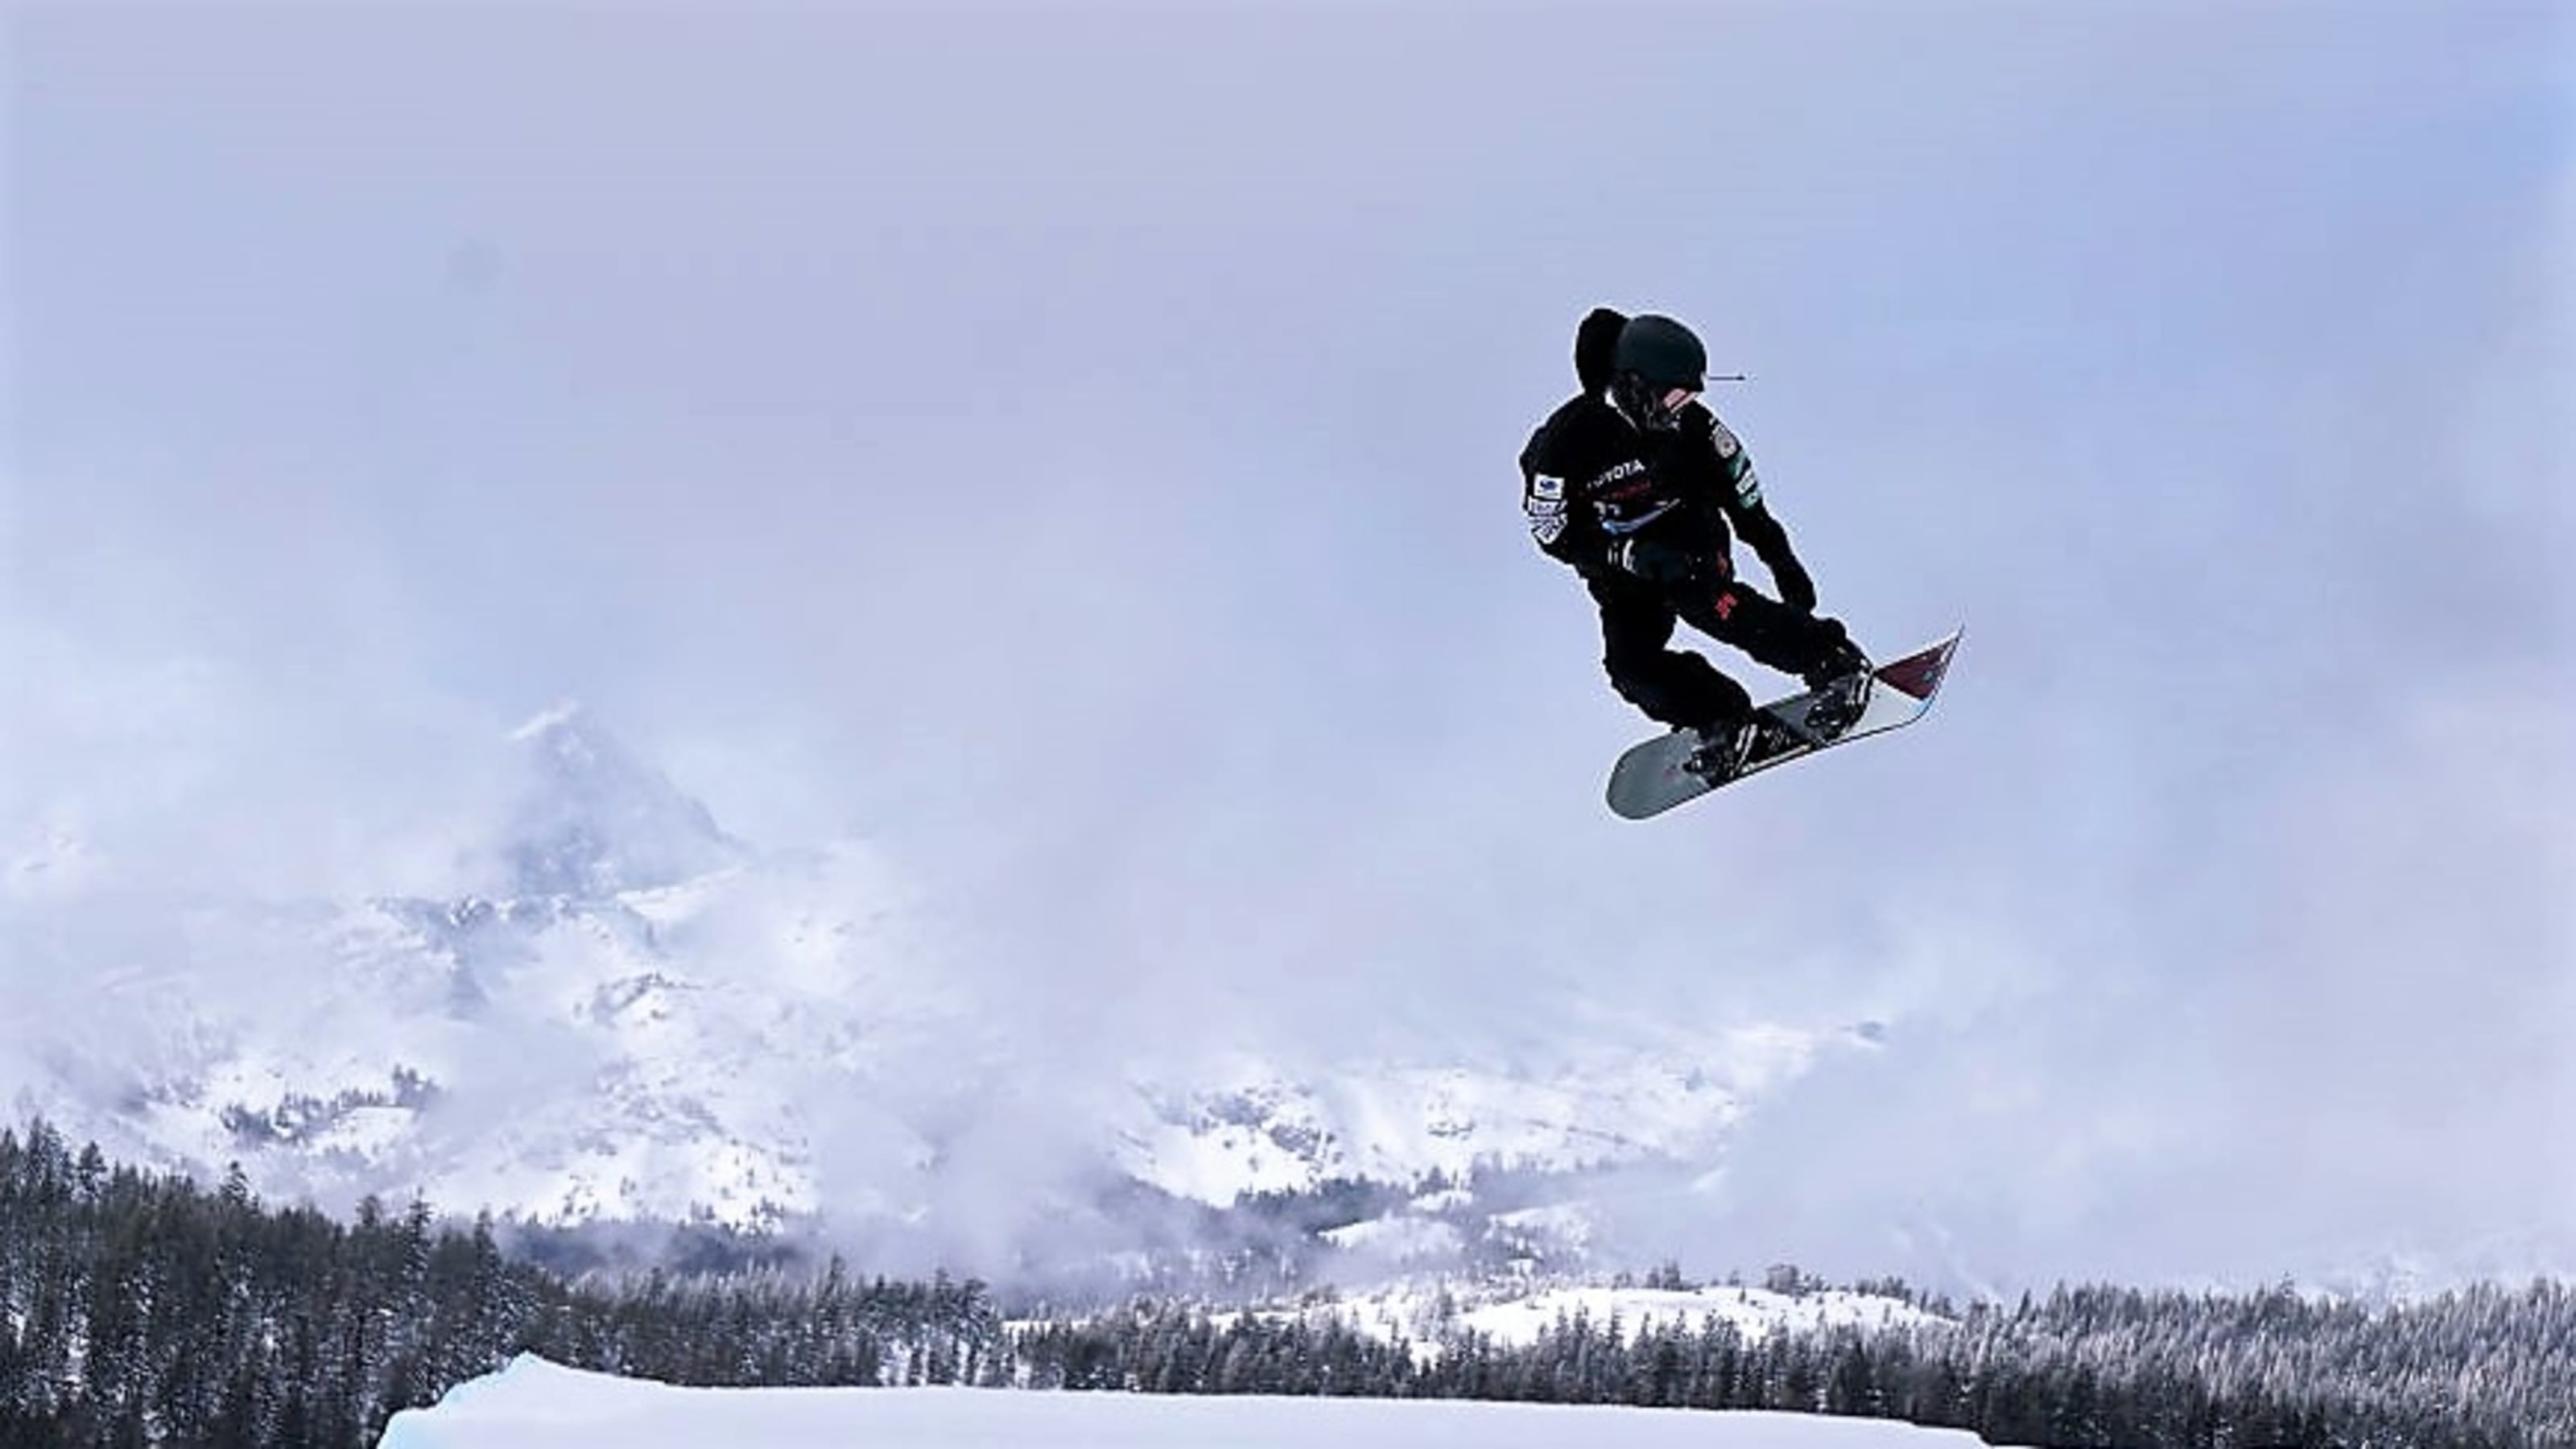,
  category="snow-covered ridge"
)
[1288,1278,1950,1351]
[1113,1033,1813,1205]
